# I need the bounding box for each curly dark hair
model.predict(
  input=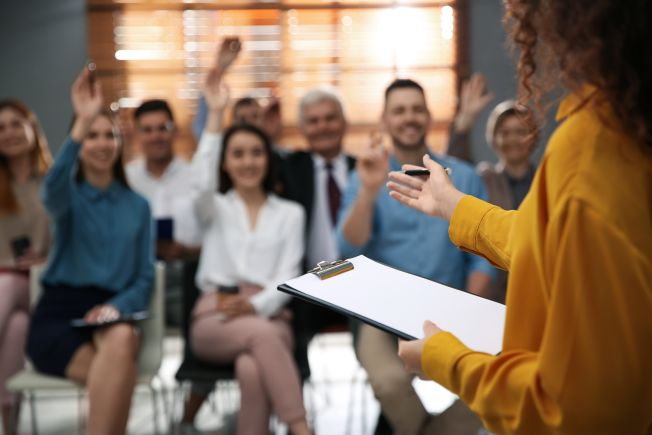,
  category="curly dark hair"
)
[504,0,652,148]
